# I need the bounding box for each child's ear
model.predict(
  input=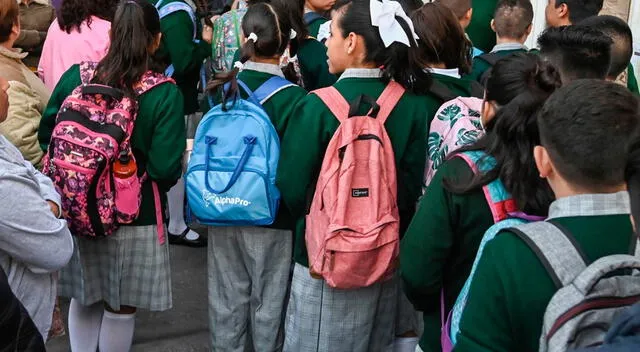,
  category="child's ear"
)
[346,32,357,55]
[465,8,473,22]
[481,100,496,127]
[490,19,496,33]
[524,23,532,37]
[558,3,570,21]
[534,146,552,179]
